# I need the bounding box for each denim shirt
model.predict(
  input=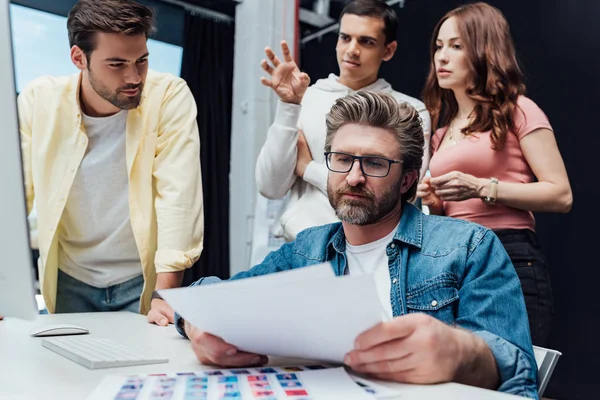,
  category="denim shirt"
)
[176,204,538,399]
